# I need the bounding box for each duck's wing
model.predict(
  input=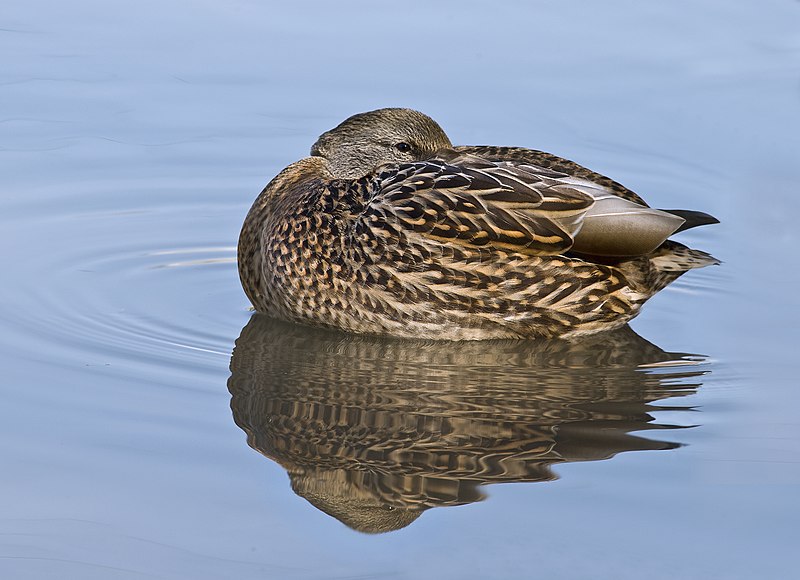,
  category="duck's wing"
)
[357,151,598,257]
[455,145,648,206]
[356,150,692,258]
